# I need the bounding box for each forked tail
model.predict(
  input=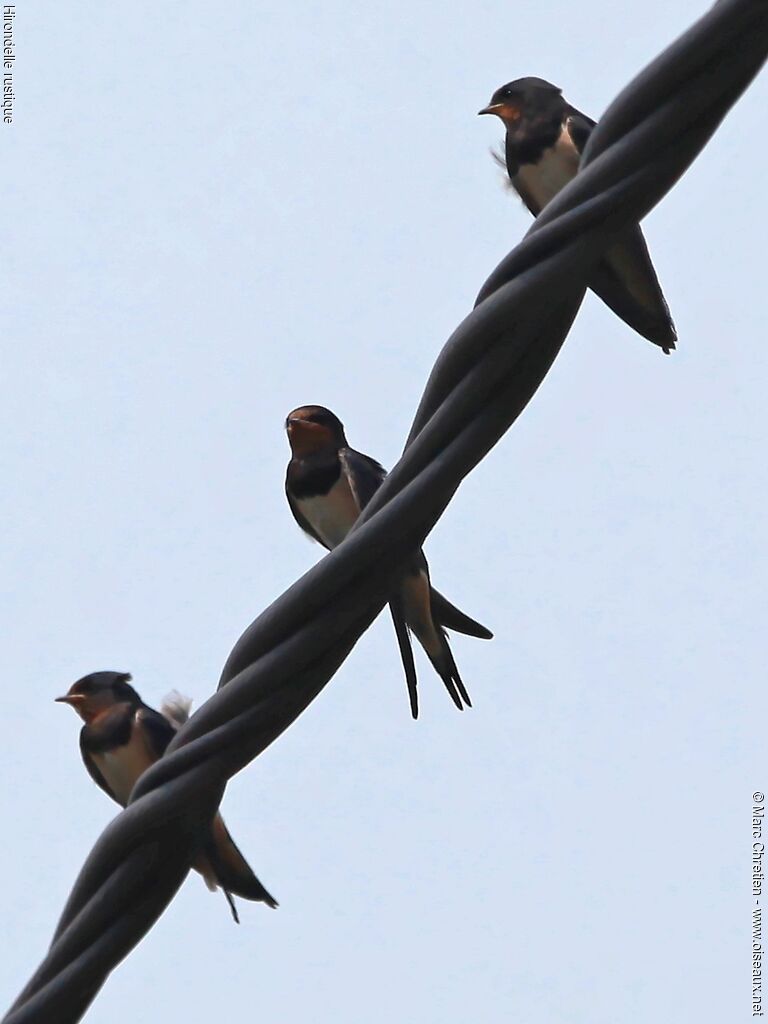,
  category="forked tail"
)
[430,588,493,640]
